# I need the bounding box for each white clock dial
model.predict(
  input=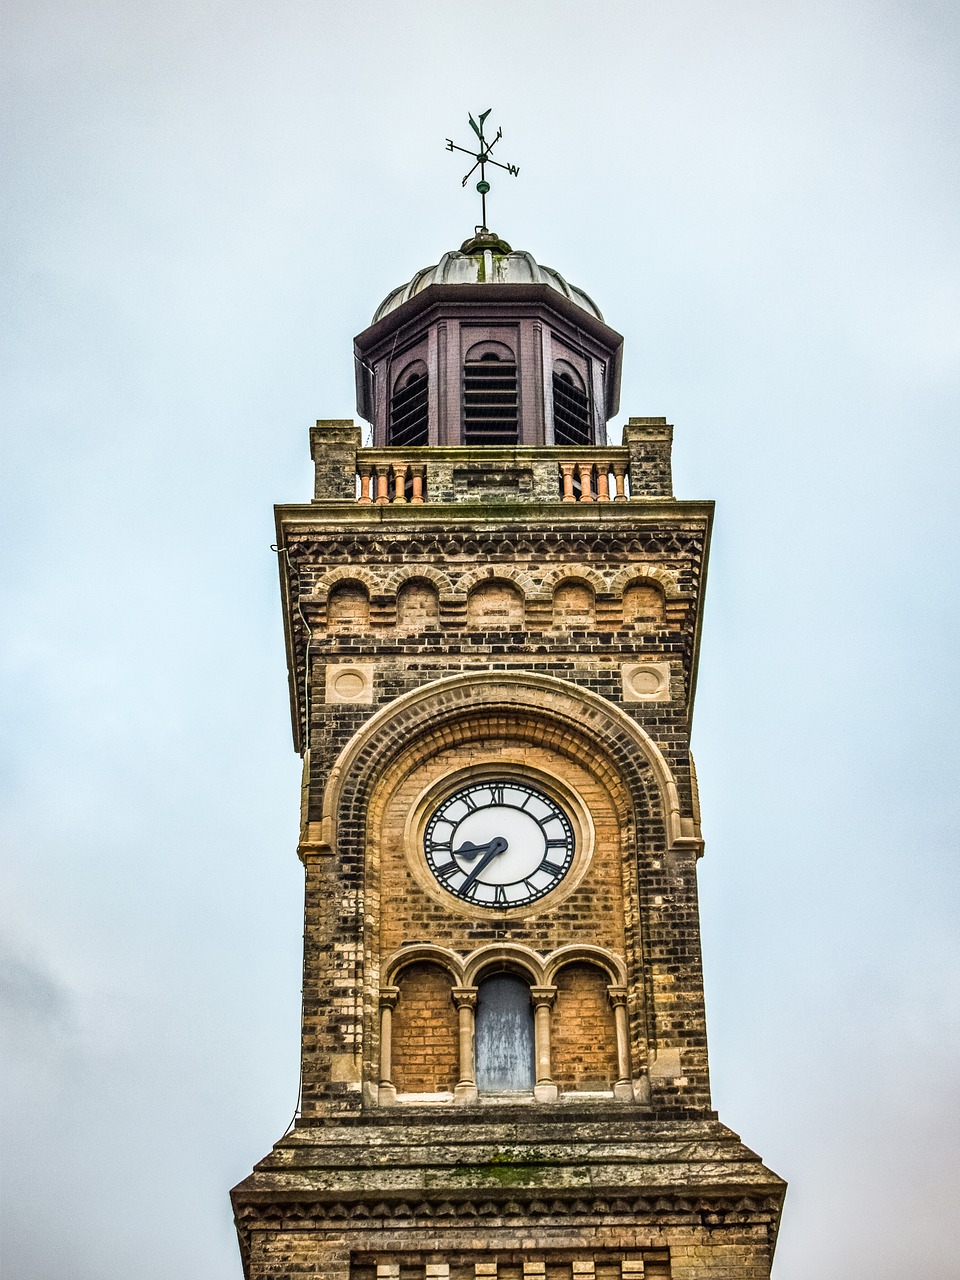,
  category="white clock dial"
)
[424,780,575,908]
